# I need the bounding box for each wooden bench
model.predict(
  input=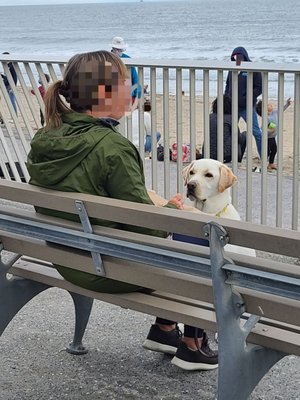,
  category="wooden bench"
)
[0,179,299,400]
